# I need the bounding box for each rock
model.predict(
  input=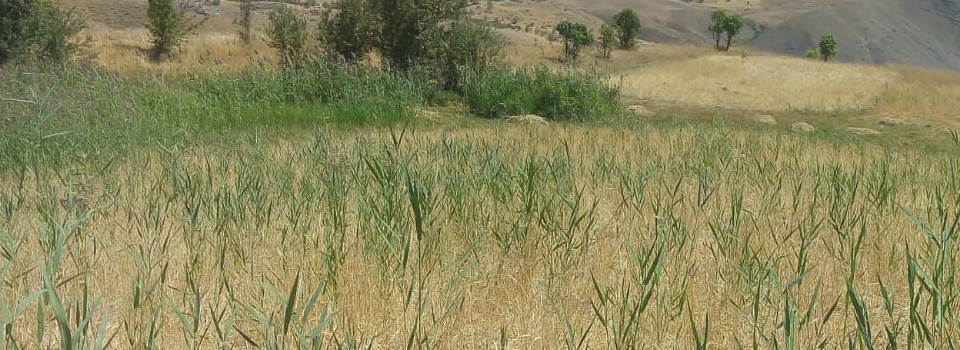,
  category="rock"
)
[505,114,548,125]
[790,122,815,133]
[847,127,881,135]
[878,117,906,126]
[753,114,777,124]
[627,105,655,117]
